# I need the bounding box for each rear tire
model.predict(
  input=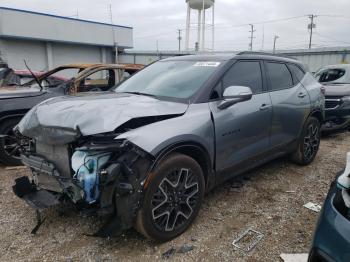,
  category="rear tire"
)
[135,153,205,241]
[291,117,320,165]
[0,118,22,166]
